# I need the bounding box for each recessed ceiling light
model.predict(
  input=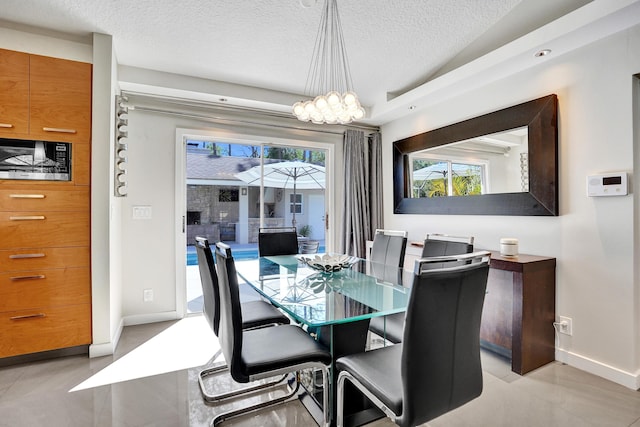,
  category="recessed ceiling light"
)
[535,49,552,58]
